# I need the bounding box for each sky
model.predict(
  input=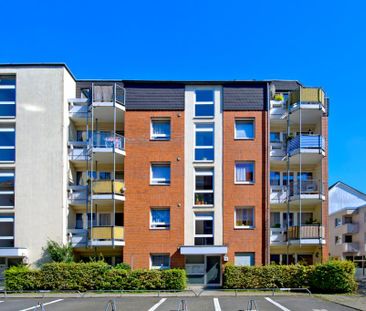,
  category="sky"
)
[1,0,365,192]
